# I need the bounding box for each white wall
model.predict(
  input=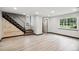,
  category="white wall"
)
[31,16,35,30]
[0,11,2,40]
[48,12,79,38]
[31,15,42,34]
[25,15,31,30]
